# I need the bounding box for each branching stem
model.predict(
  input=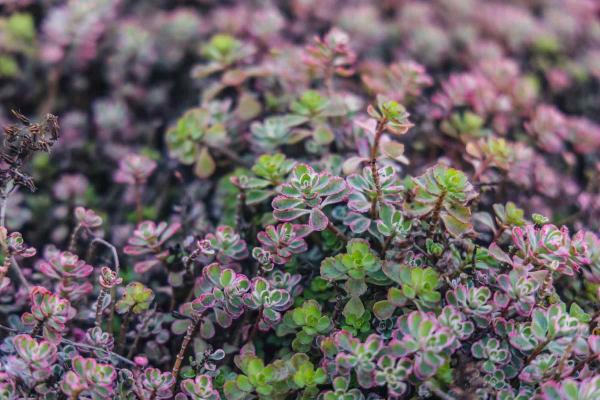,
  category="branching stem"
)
[95,288,109,328]
[369,120,386,219]
[68,224,82,253]
[172,315,201,378]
